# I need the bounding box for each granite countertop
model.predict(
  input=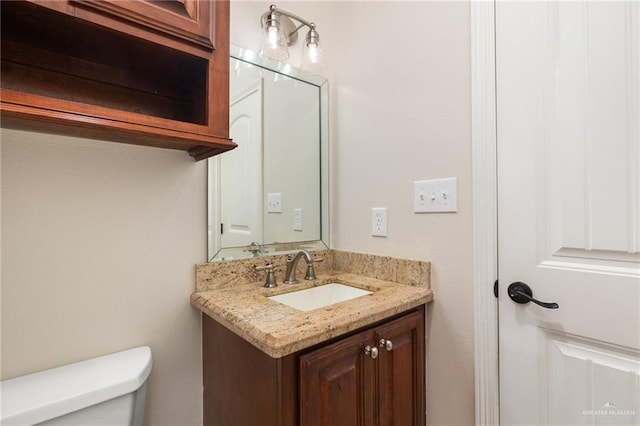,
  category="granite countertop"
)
[191,250,433,358]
